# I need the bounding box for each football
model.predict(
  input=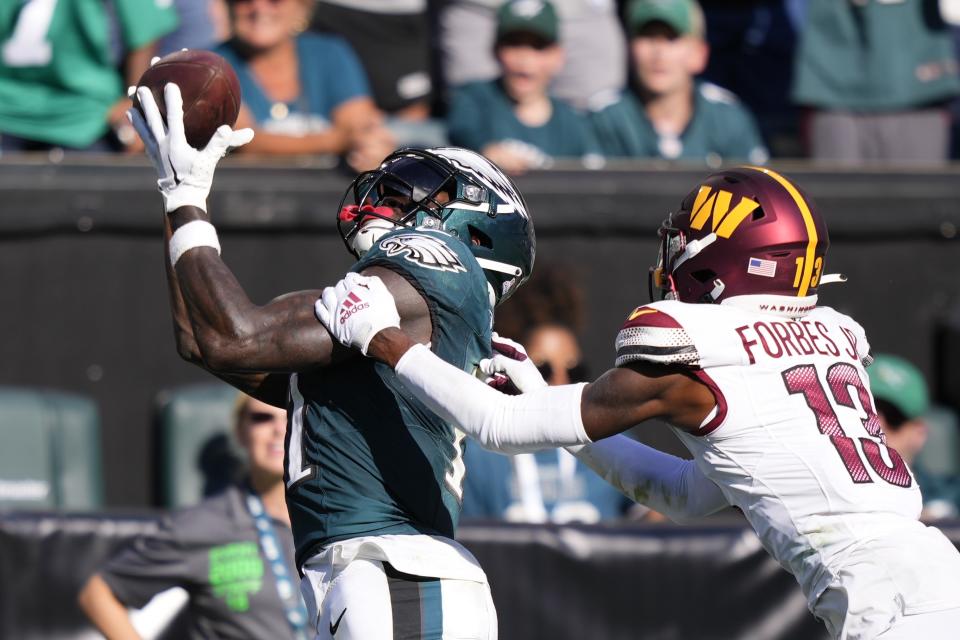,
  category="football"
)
[133,50,241,149]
